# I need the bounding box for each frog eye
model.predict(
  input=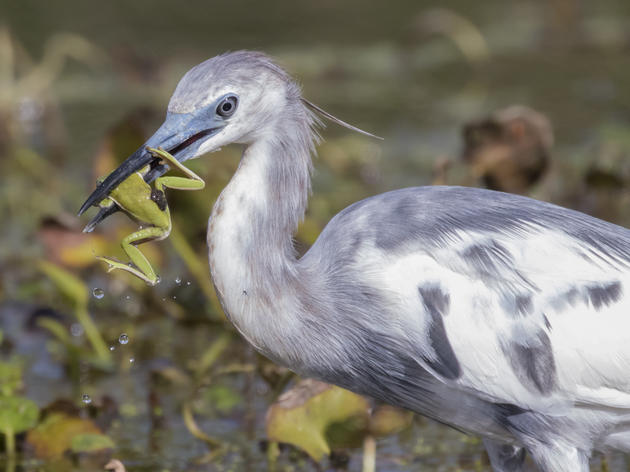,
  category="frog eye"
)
[216,95,238,117]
